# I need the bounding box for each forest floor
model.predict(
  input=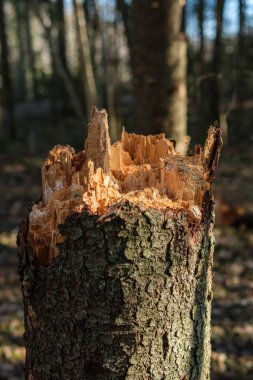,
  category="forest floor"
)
[0,116,252,379]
